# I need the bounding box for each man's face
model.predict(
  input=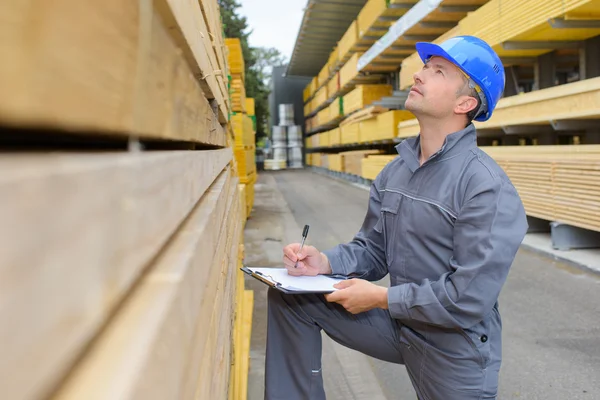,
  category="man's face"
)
[404,56,477,120]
